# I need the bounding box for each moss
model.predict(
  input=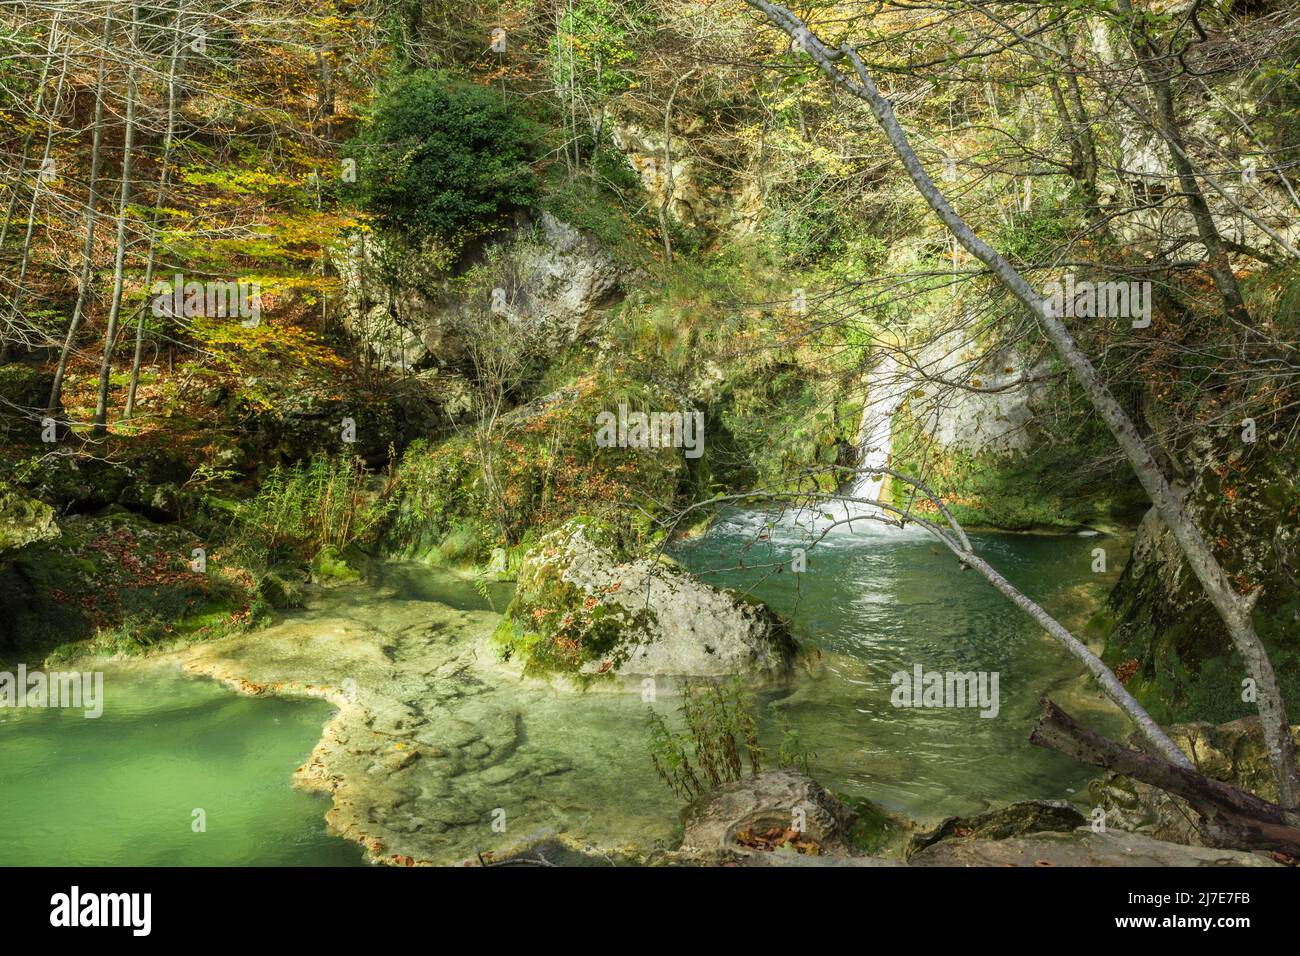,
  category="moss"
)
[0,479,57,552]
[842,796,911,858]
[311,544,362,584]
[888,407,1146,531]
[1101,431,1300,723]
[493,518,656,681]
